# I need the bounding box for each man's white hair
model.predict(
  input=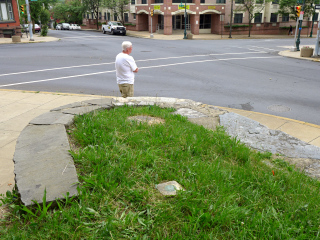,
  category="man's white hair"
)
[122,41,132,51]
